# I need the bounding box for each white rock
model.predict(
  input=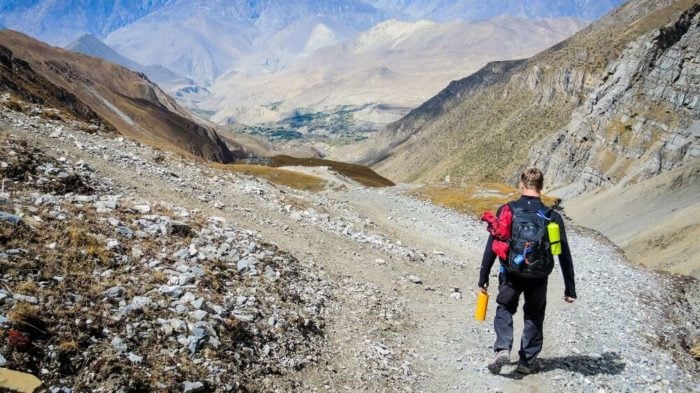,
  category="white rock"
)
[407,275,423,284]
[111,336,127,352]
[14,294,39,304]
[127,353,143,364]
[183,381,204,393]
[134,204,151,214]
[192,310,207,321]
